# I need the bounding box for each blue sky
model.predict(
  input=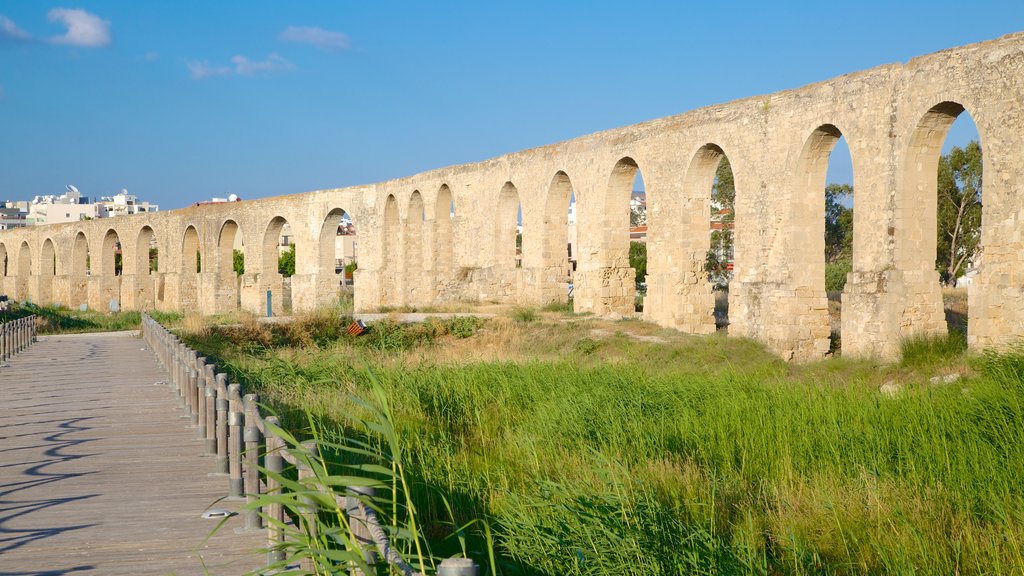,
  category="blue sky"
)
[0,1,1019,209]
